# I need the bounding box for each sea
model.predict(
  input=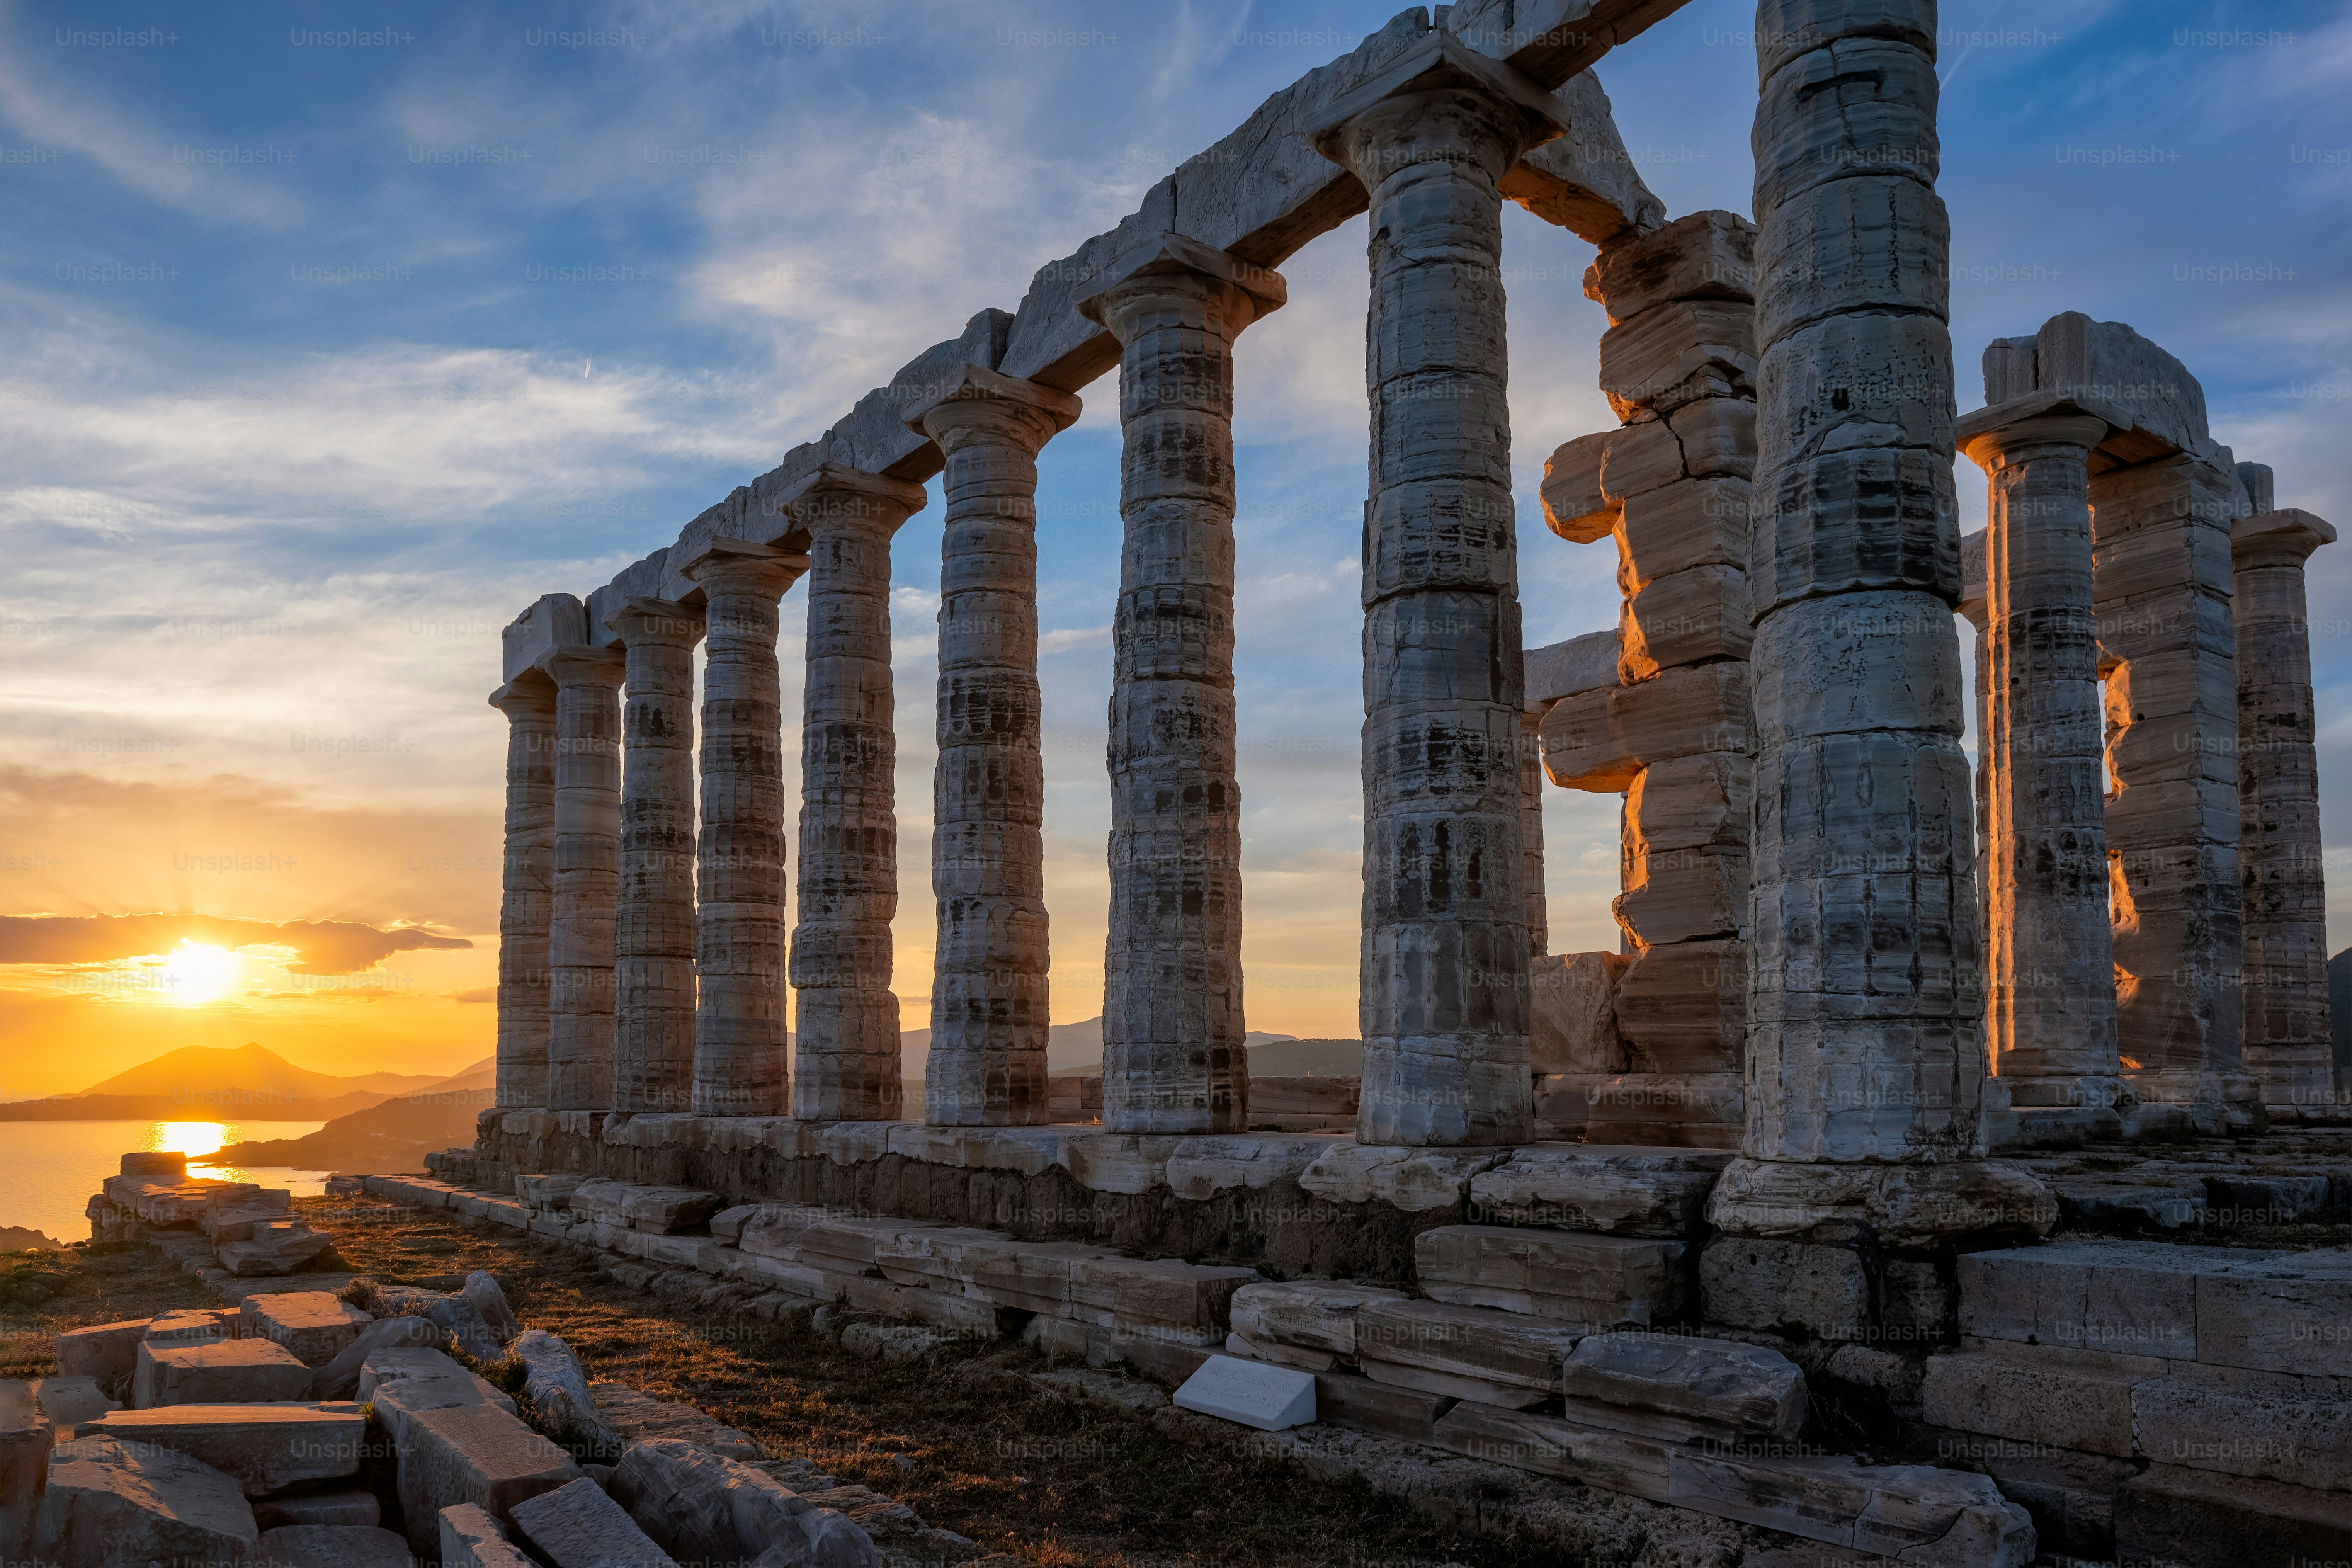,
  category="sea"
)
[0,1120,333,1248]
